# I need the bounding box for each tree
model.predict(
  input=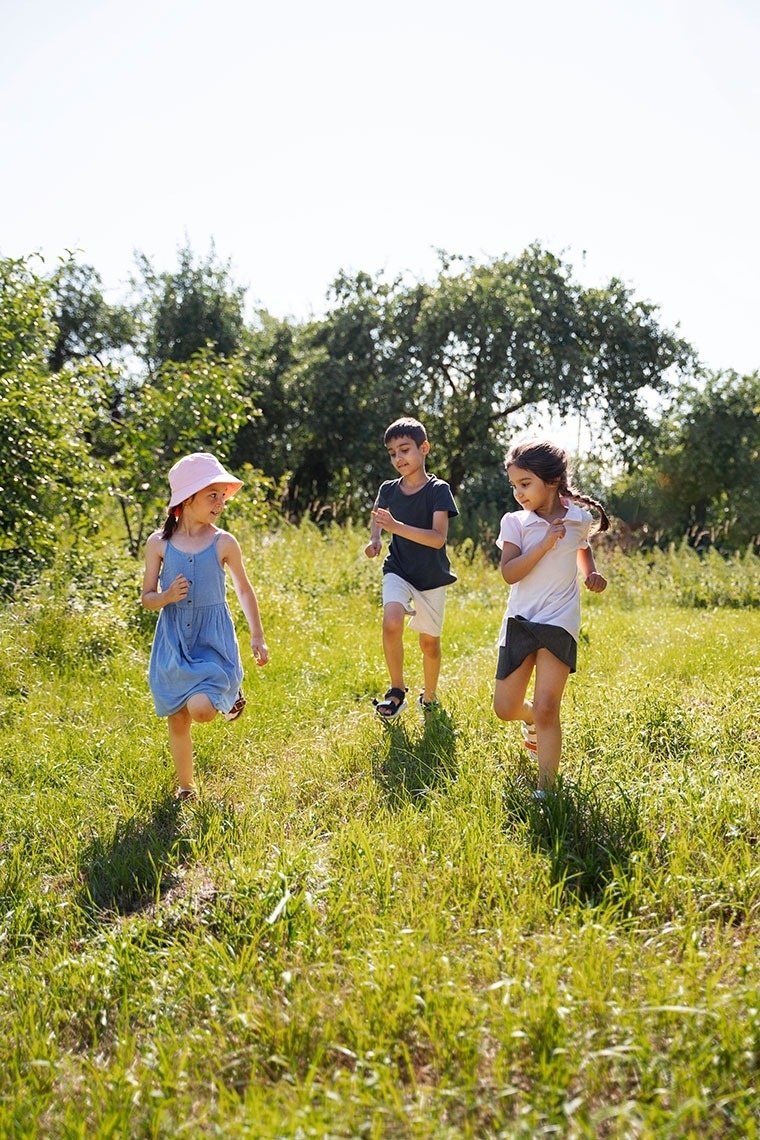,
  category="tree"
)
[285,271,415,519]
[225,249,694,537]
[606,371,760,548]
[0,254,52,376]
[400,246,695,500]
[0,257,109,583]
[232,271,413,522]
[105,349,257,556]
[131,242,247,372]
[230,312,302,492]
[46,257,134,372]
